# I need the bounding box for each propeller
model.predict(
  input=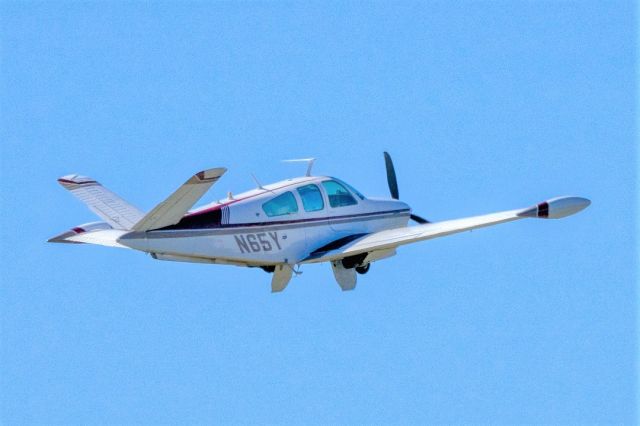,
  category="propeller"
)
[409,213,429,224]
[383,152,399,200]
[383,151,430,224]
